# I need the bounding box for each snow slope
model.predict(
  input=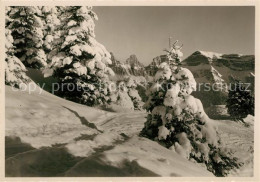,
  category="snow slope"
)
[5,85,112,148]
[5,85,253,177]
[5,85,212,176]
